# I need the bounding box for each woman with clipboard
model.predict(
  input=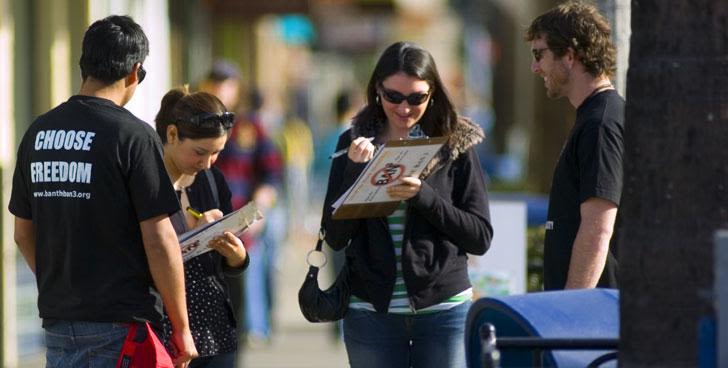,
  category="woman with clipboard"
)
[154,87,249,367]
[321,41,494,368]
